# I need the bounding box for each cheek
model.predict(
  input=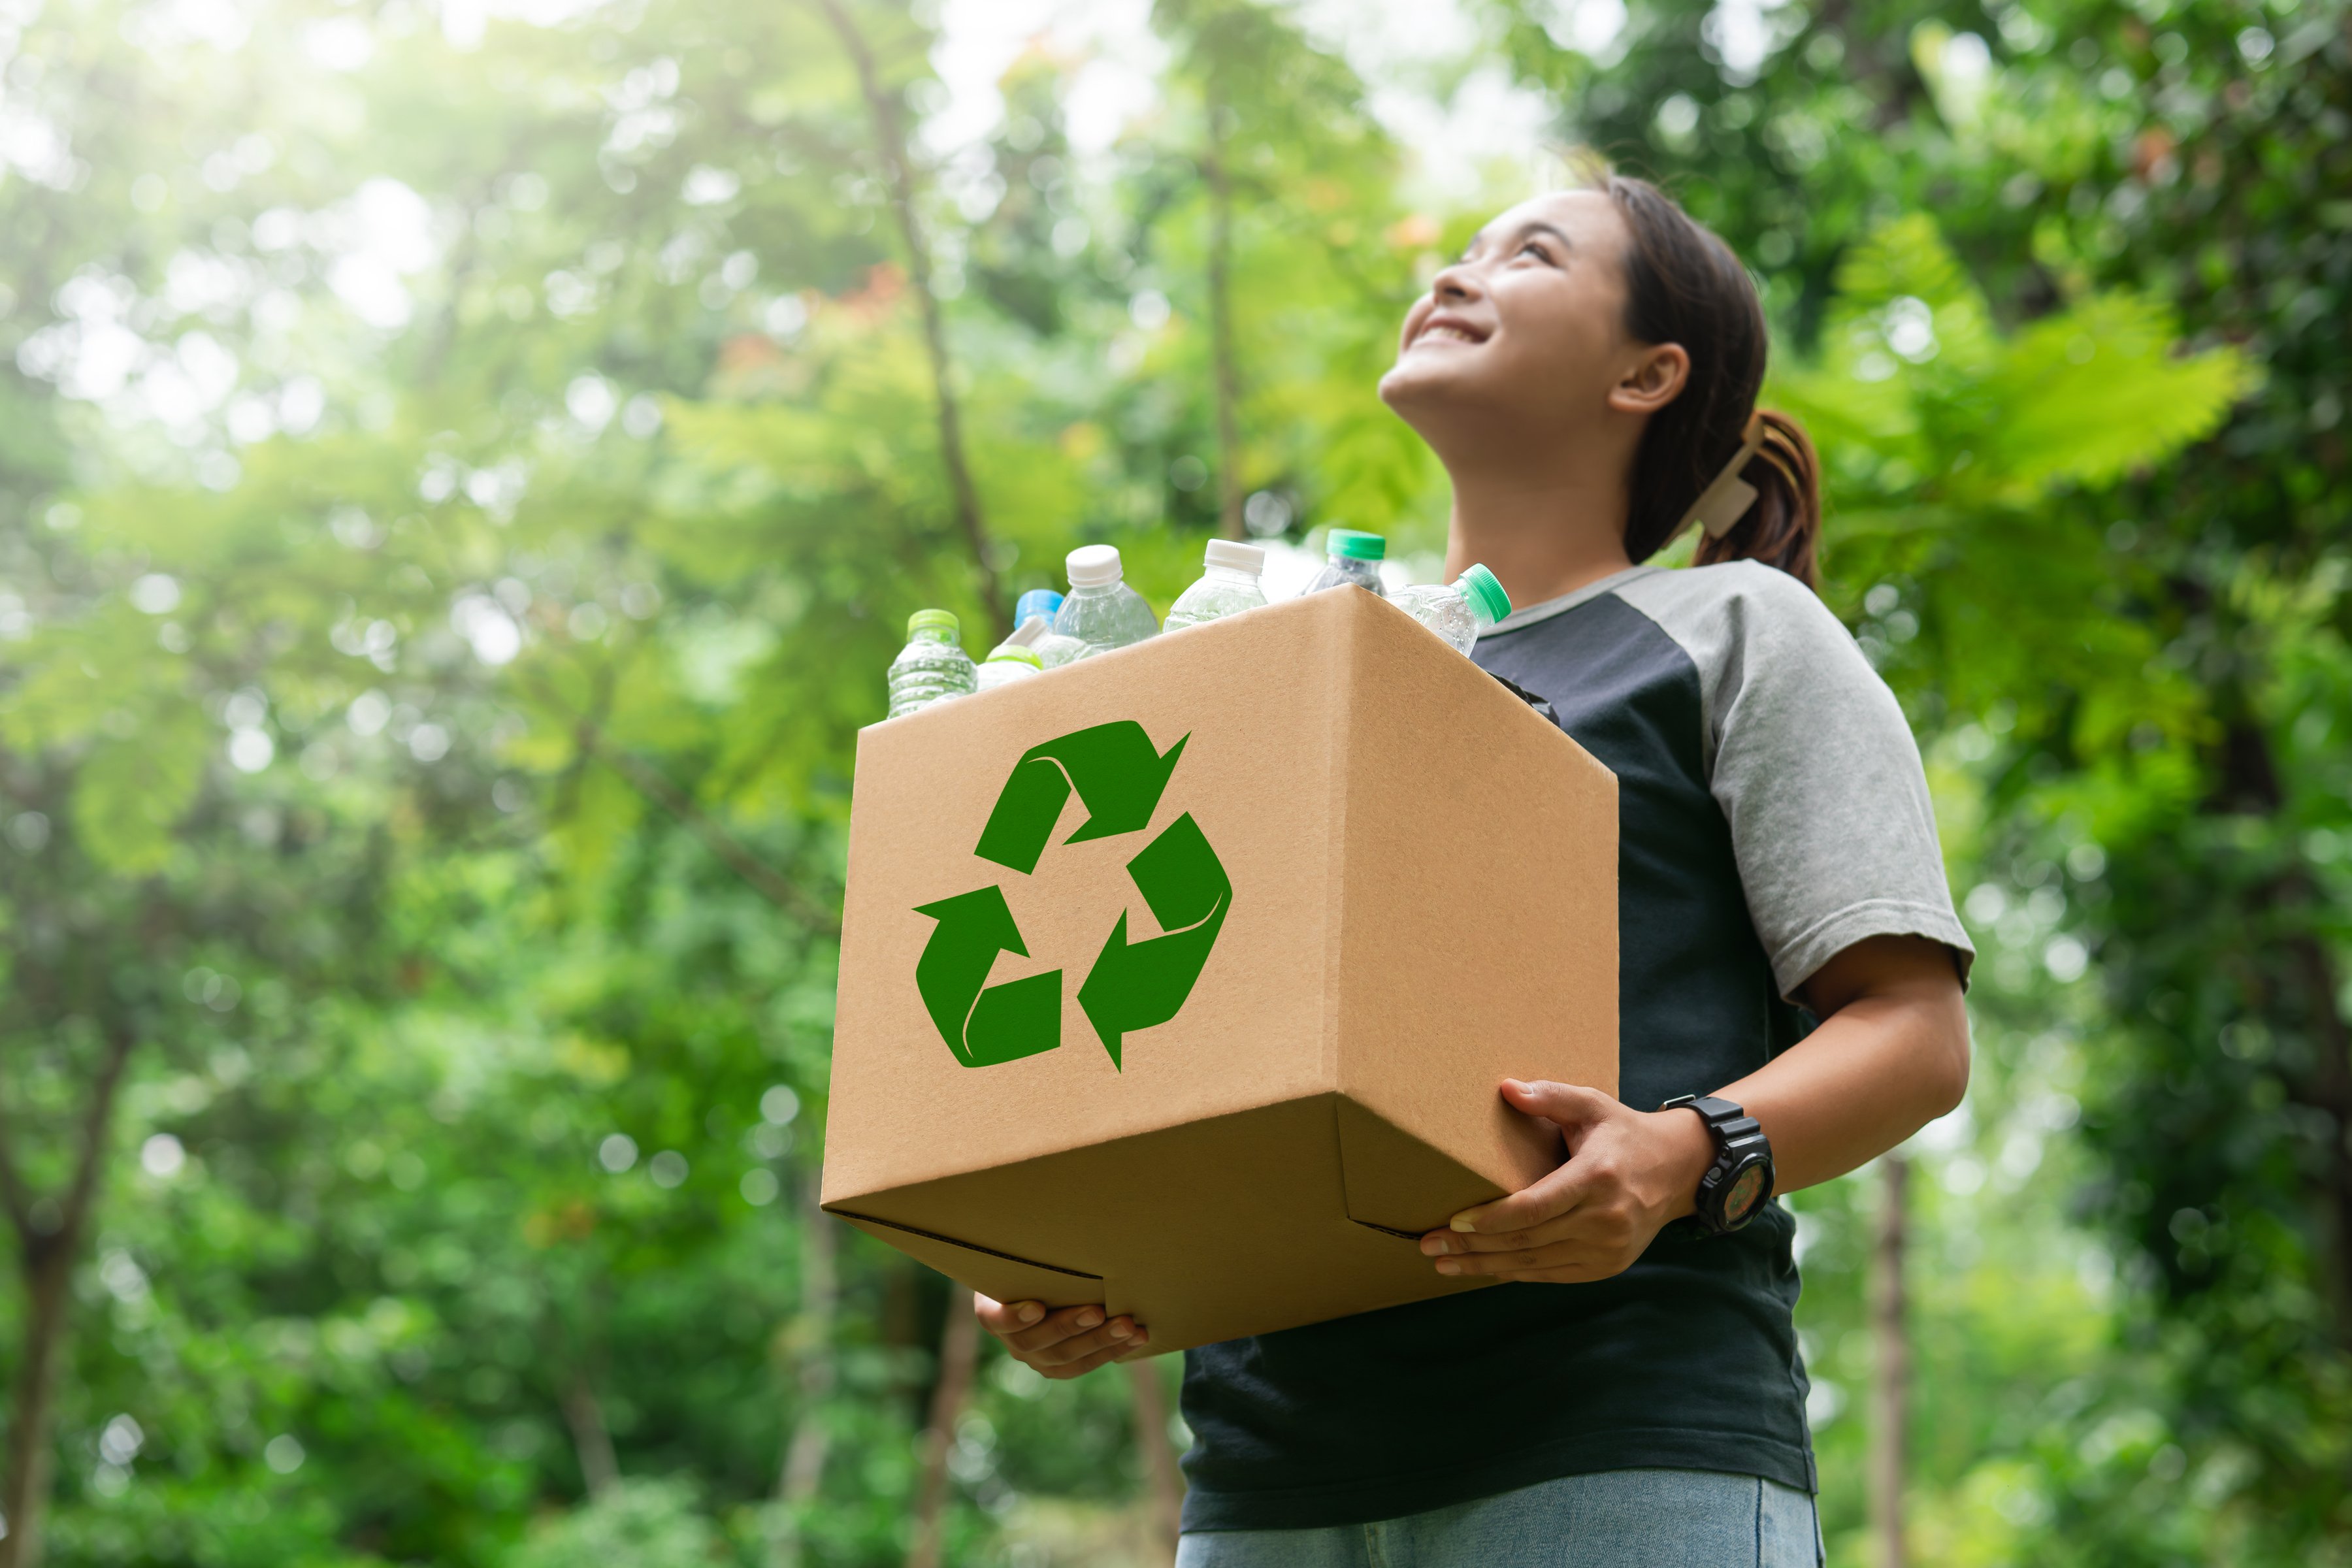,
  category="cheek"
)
[1497,290,1617,396]
[1396,297,1435,350]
